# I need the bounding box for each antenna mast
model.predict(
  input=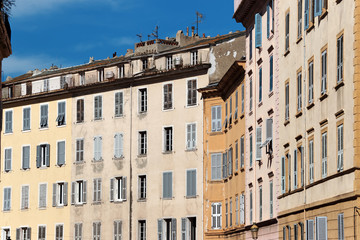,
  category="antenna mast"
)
[195,11,204,35]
